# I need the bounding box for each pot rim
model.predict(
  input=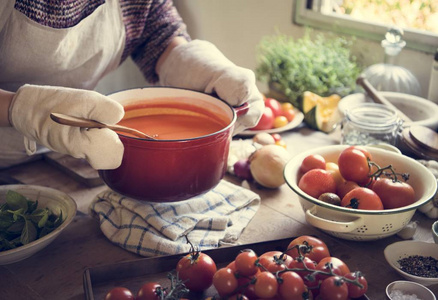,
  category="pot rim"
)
[107,87,237,142]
